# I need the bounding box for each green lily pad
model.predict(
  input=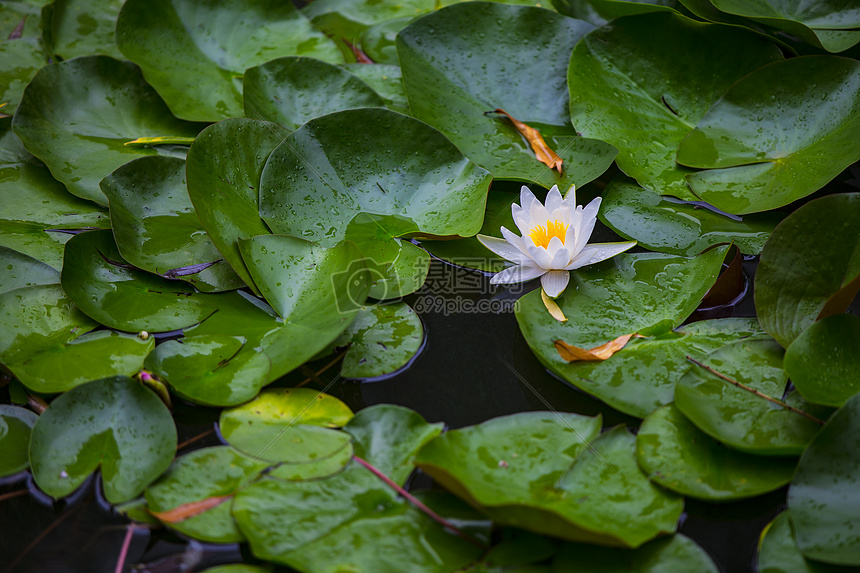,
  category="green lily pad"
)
[784,314,860,408]
[331,302,424,379]
[709,0,860,52]
[43,0,124,60]
[344,63,410,113]
[637,405,797,500]
[185,118,290,296]
[0,404,38,477]
[11,56,203,205]
[677,57,860,214]
[61,230,218,332]
[599,175,783,256]
[243,56,385,130]
[568,12,782,200]
[675,338,827,456]
[116,0,342,121]
[267,440,355,482]
[231,405,478,571]
[755,193,860,348]
[757,511,849,573]
[789,393,860,566]
[0,0,50,40]
[101,155,245,292]
[219,388,353,464]
[0,117,110,268]
[418,419,682,548]
[8,330,154,393]
[360,16,411,65]
[0,38,47,116]
[30,376,177,503]
[146,446,270,543]
[398,2,617,190]
[552,0,679,26]
[552,534,719,572]
[0,245,59,294]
